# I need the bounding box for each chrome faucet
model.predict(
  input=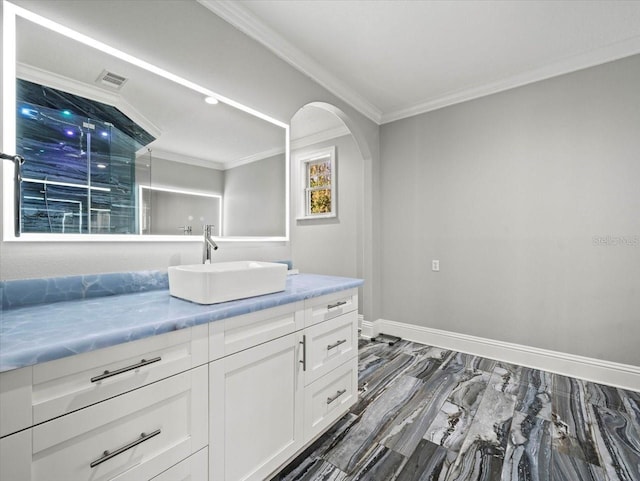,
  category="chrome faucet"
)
[202,224,218,263]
